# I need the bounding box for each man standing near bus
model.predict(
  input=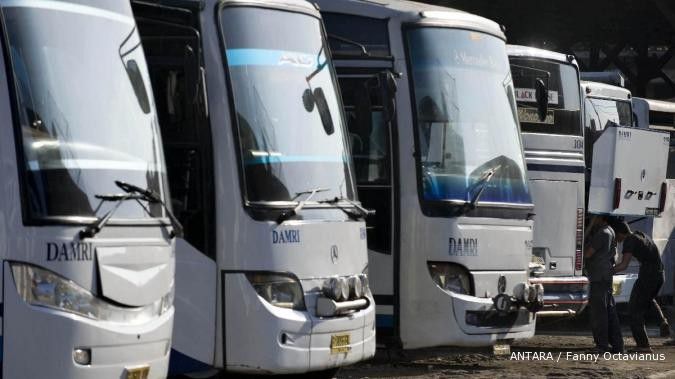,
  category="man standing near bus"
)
[584,216,624,353]
[612,221,668,352]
